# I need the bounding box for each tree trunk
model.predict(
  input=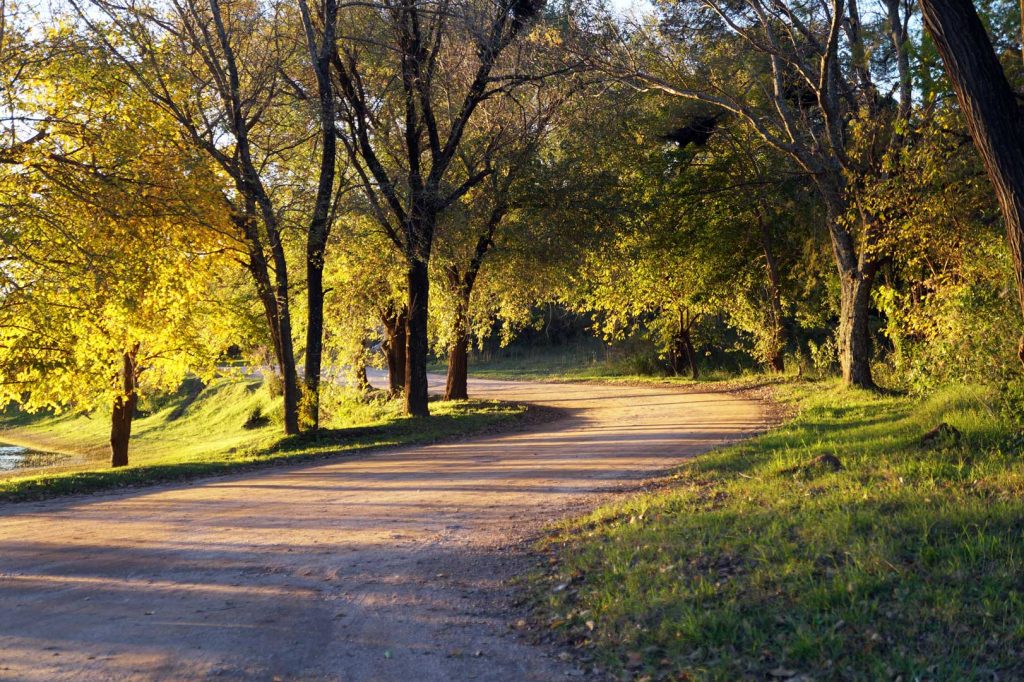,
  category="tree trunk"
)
[759,212,786,372]
[918,0,1024,366]
[669,310,699,379]
[681,328,698,379]
[445,307,470,401]
[839,271,876,388]
[304,255,325,429]
[278,300,301,434]
[354,364,370,392]
[238,213,299,434]
[405,258,430,417]
[382,307,407,396]
[815,178,877,389]
[300,0,338,432]
[110,348,139,468]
